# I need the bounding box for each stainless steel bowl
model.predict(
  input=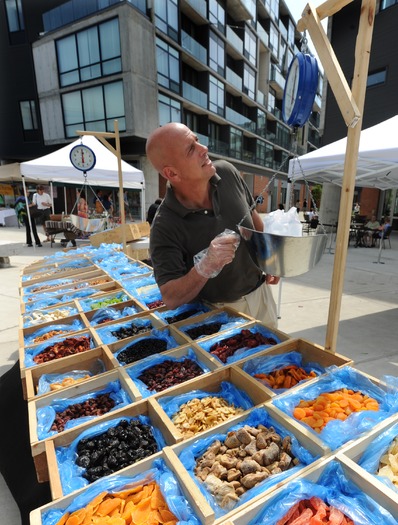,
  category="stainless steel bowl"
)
[238,226,328,277]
